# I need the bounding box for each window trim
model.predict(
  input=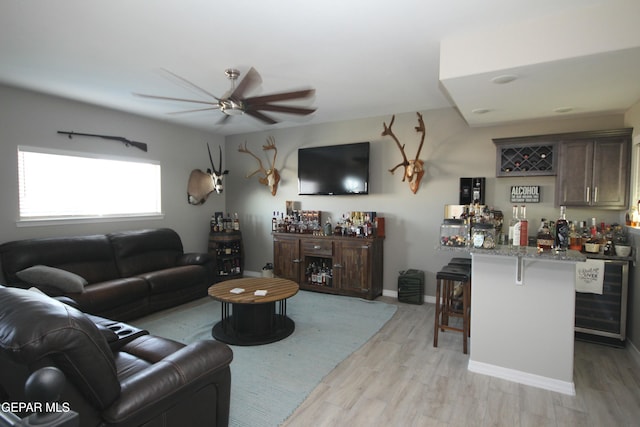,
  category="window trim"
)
[632,135,640,206]
[16,145,163,226]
